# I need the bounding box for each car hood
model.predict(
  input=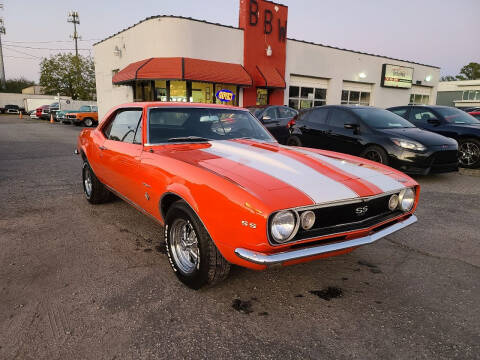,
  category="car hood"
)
[379,127,456,146]
[155,139,413,207]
